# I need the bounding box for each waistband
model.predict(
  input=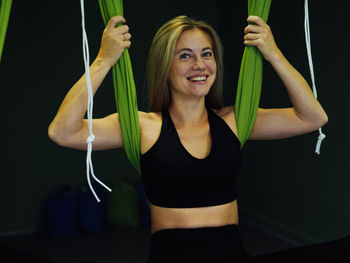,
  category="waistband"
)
[151,224,240,241]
